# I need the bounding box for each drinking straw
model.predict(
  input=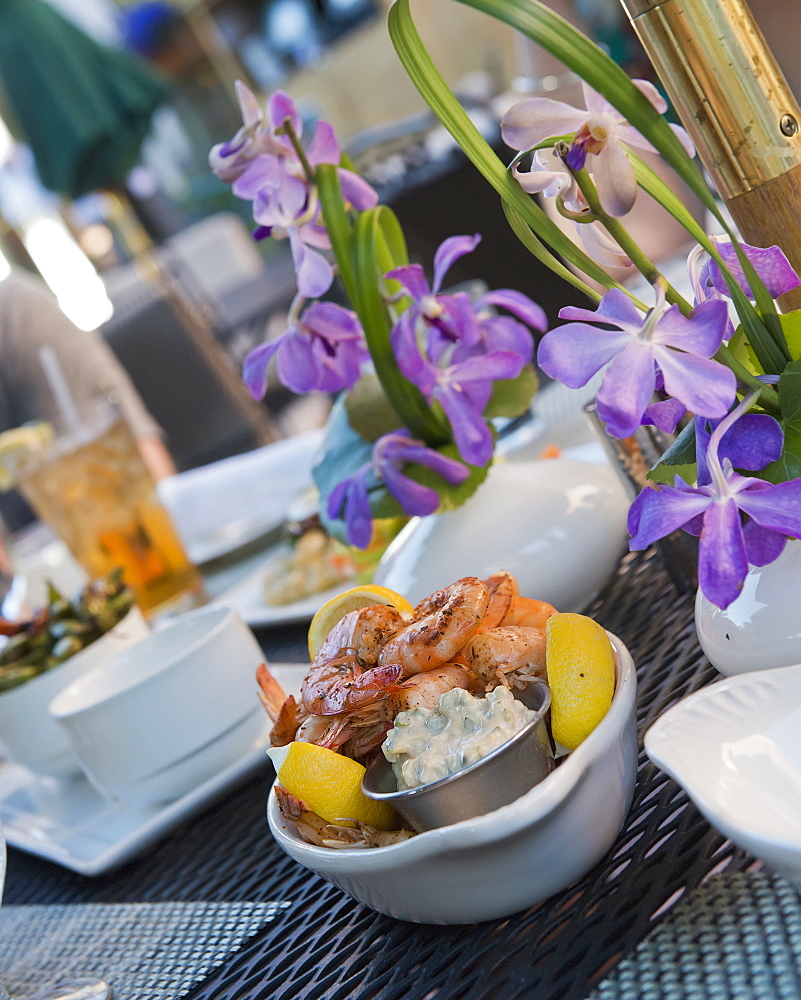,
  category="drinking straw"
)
[38,346,82,436]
